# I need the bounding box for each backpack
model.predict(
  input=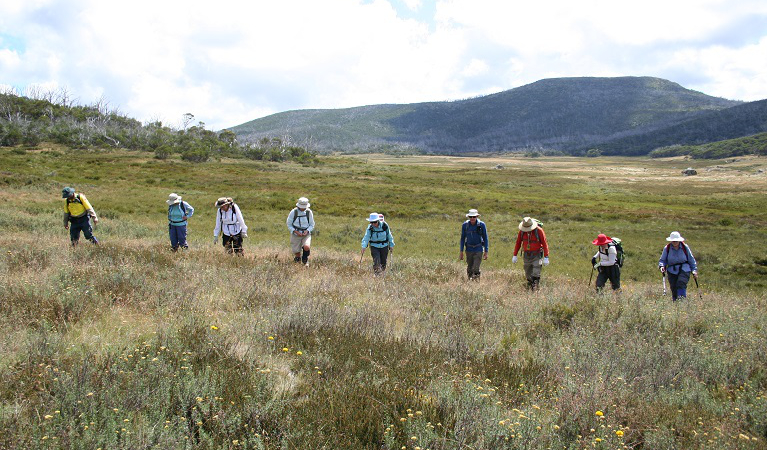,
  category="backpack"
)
[368,222,390,244]
[610,237,625,267]
[291,208,312,231]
